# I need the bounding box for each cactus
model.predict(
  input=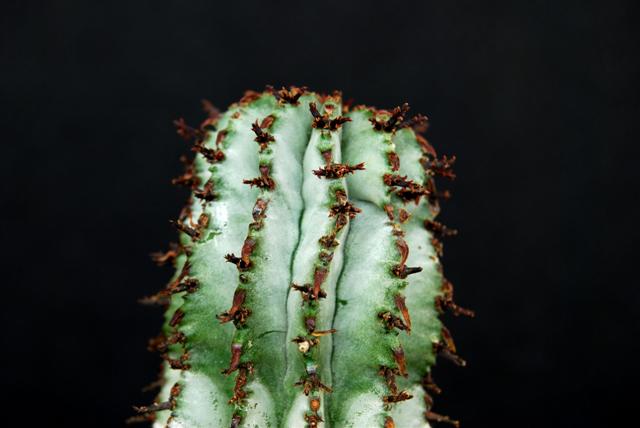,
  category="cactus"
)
[134,87,472,428]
